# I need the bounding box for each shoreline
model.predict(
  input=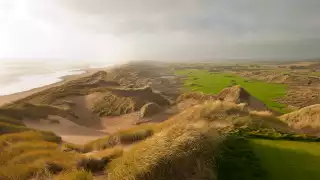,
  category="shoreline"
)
[0,68,105,107]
